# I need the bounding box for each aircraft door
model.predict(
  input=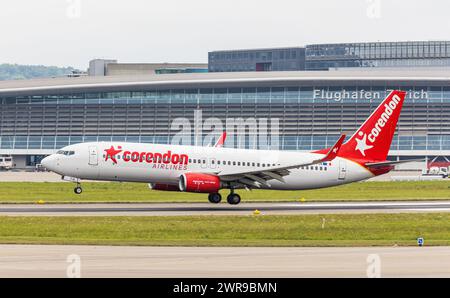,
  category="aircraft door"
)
[88,146,98,166]
[338,160,347,180]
